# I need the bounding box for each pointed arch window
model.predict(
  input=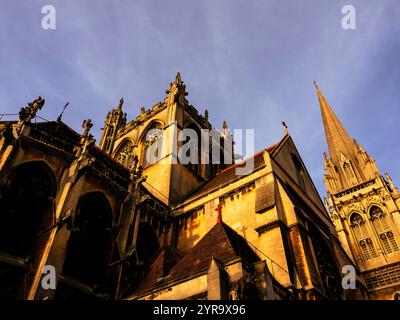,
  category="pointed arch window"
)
[343,161,354,179]
[350,212,377,260]
[62,192,113,289]
[339,153,357,185]
[370,206,399,254]
[103,126,115,153]
[115,140,135,168]
[107,126,114,137]
[142,124,163,168]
